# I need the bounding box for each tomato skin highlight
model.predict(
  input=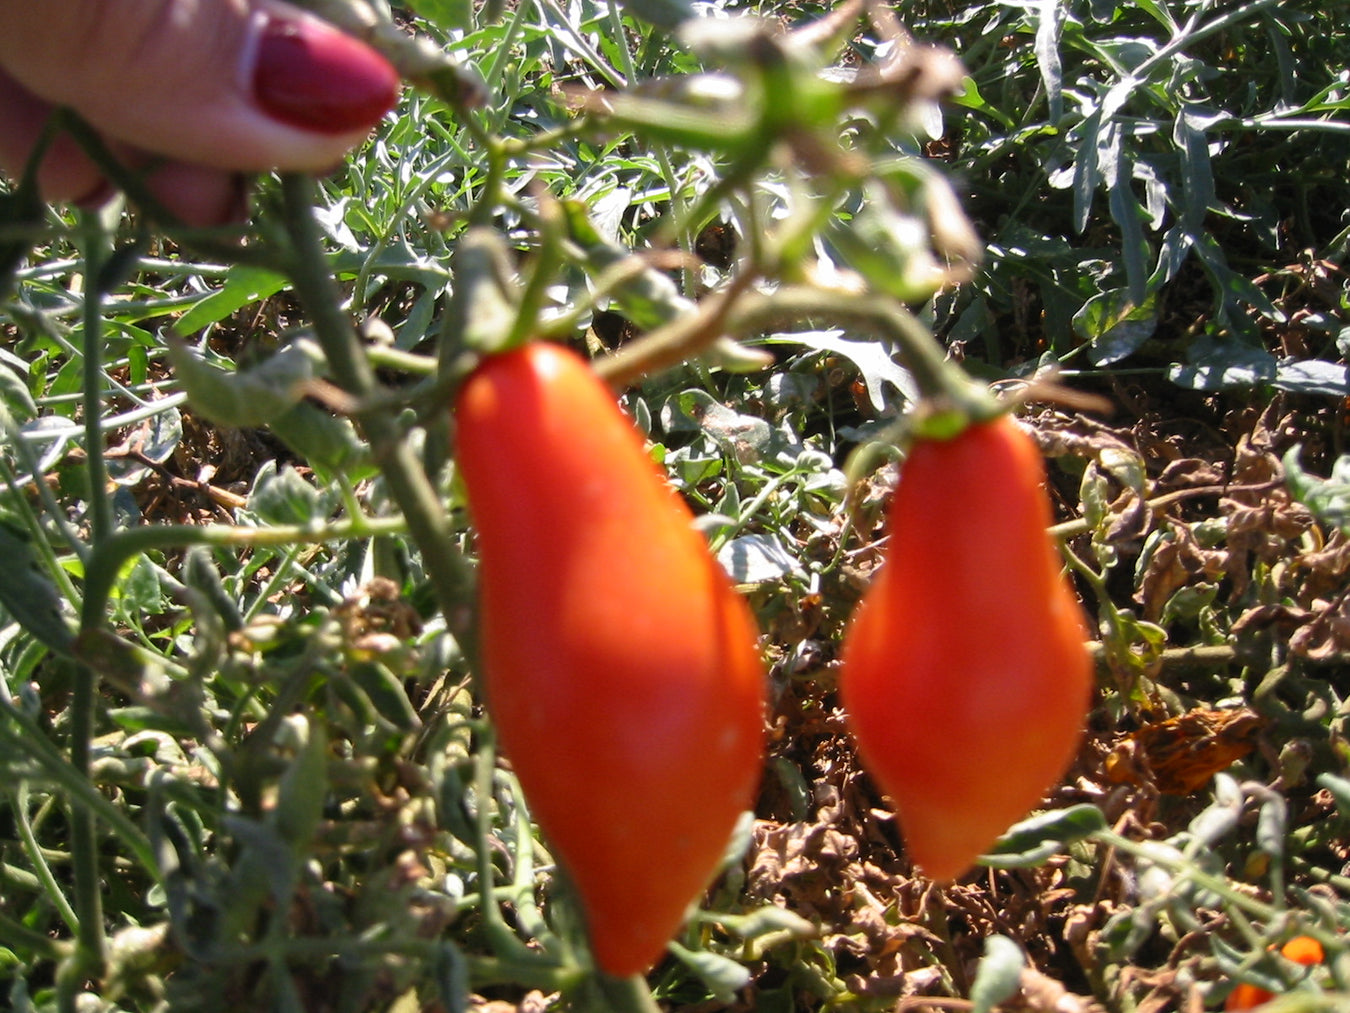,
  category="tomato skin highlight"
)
[1225,936,1326,1010]
[454,343,766,977]
[839,415,1093,882]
